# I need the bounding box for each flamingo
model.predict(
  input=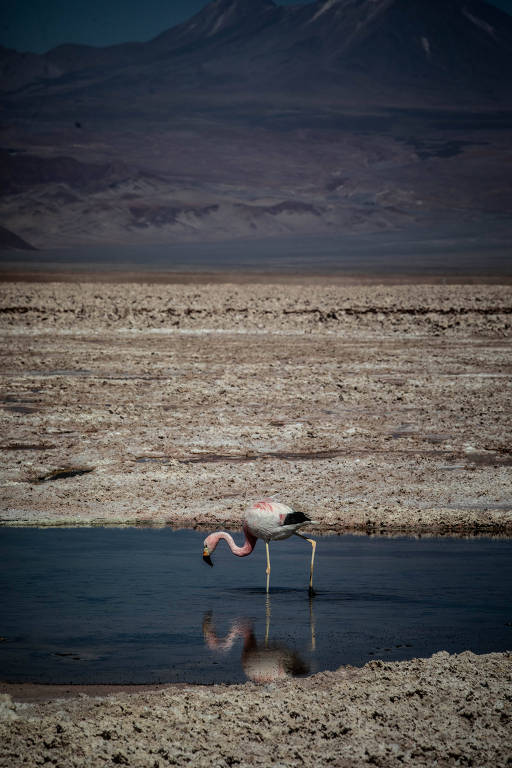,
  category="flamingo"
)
[202,499,317,594]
